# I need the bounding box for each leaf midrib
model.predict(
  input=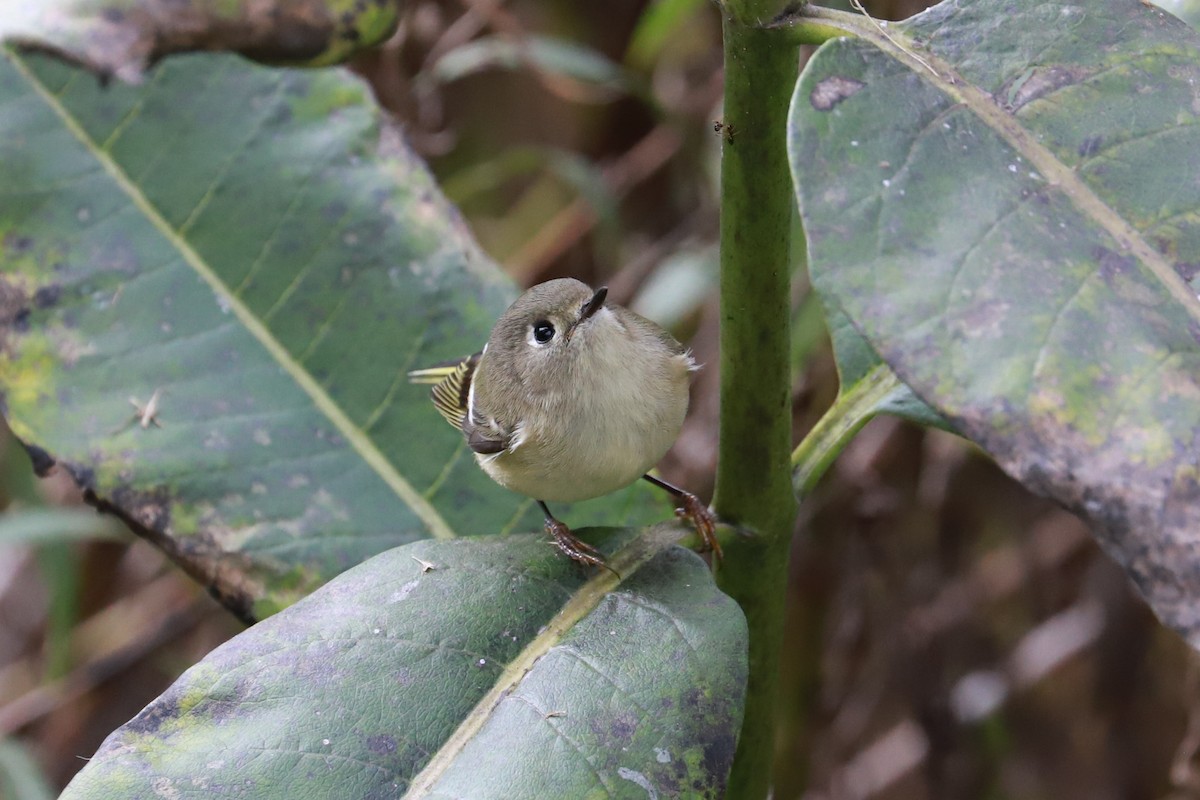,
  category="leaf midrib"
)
[8,52,456,541]
[402,524,682,796]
